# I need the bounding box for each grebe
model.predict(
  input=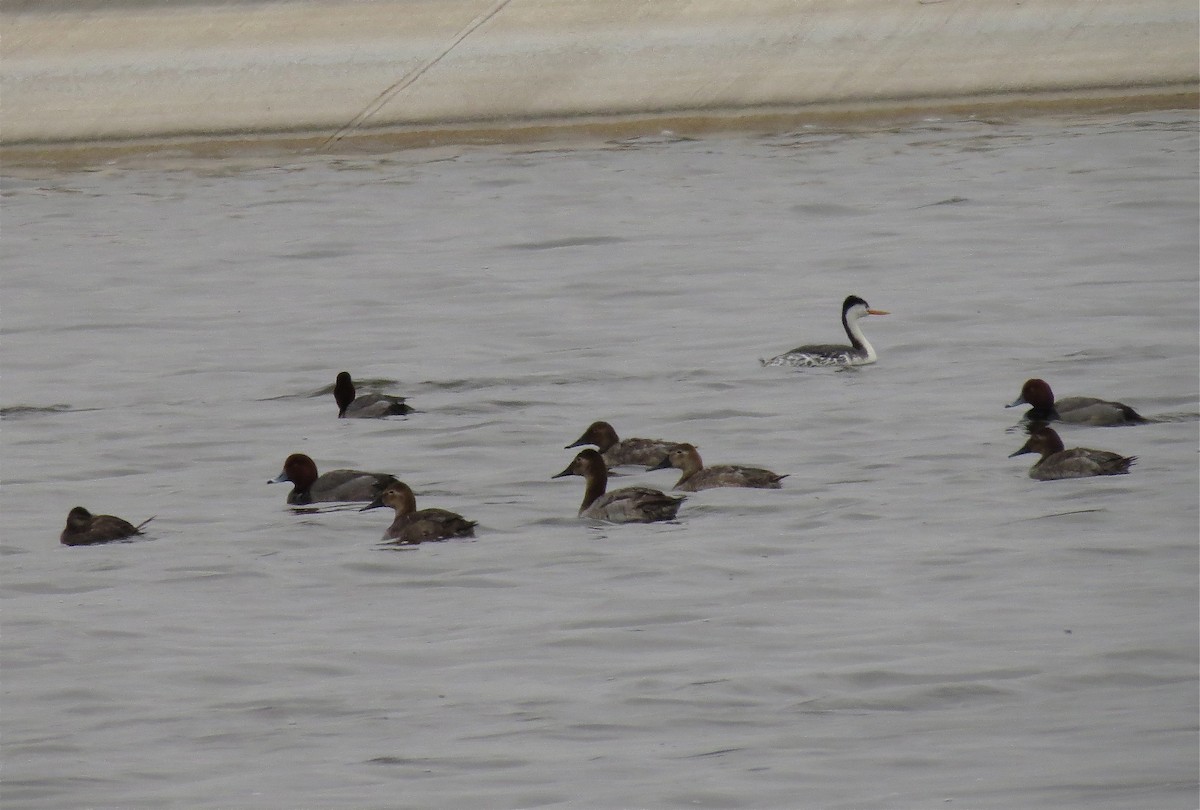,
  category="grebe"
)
[762,295,889,368]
